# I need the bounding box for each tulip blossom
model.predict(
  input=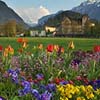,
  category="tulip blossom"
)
[8,45,14,55]
[17,38,23,43]
[22,42,27,48]
[94,45,100,52]
[0,45,3,52]
[46,44,54,52]
[17,38,28,43]
[68,41,75,49]
[38,44,43,50]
